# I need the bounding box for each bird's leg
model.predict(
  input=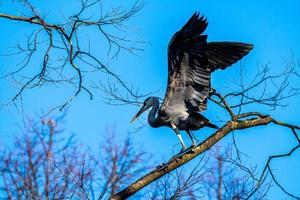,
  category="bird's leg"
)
[175,129,187,151]
[156,126,187,171]
[171,123,186,151]
[186,130,198,147]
